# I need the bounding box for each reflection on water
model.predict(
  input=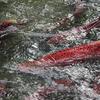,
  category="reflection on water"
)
[0,0,100,100]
